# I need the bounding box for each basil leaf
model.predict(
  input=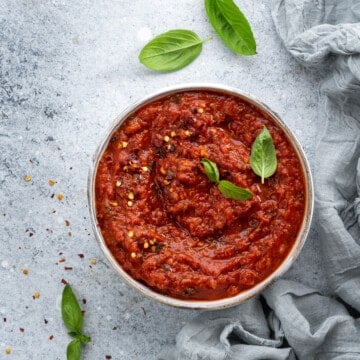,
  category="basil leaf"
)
[204,0,256,55]
[250,126,277,184]
[218,180,253,200]
[201,158,220,183]
[139,29,207,72]
[67,339,81,360]
[78,334,91,344]
[68,331,79,338]
[62,284,83,333]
